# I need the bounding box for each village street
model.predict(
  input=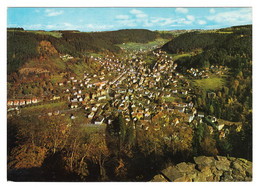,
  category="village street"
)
[7,47,238,141]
